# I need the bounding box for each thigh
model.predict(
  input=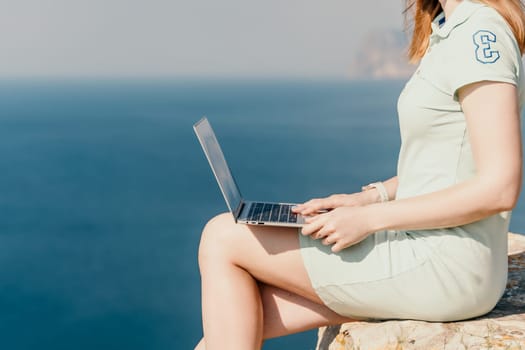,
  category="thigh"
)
[200,212,322,304]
